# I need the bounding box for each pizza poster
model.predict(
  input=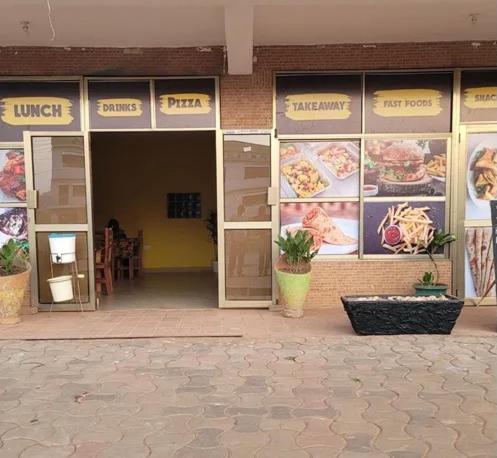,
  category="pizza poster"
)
[365,73,453,133]
[88,80,151,129]
[0,81,81,141]
[276,74,362,134]
[154,78,216,129]
[461,70,497,123]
